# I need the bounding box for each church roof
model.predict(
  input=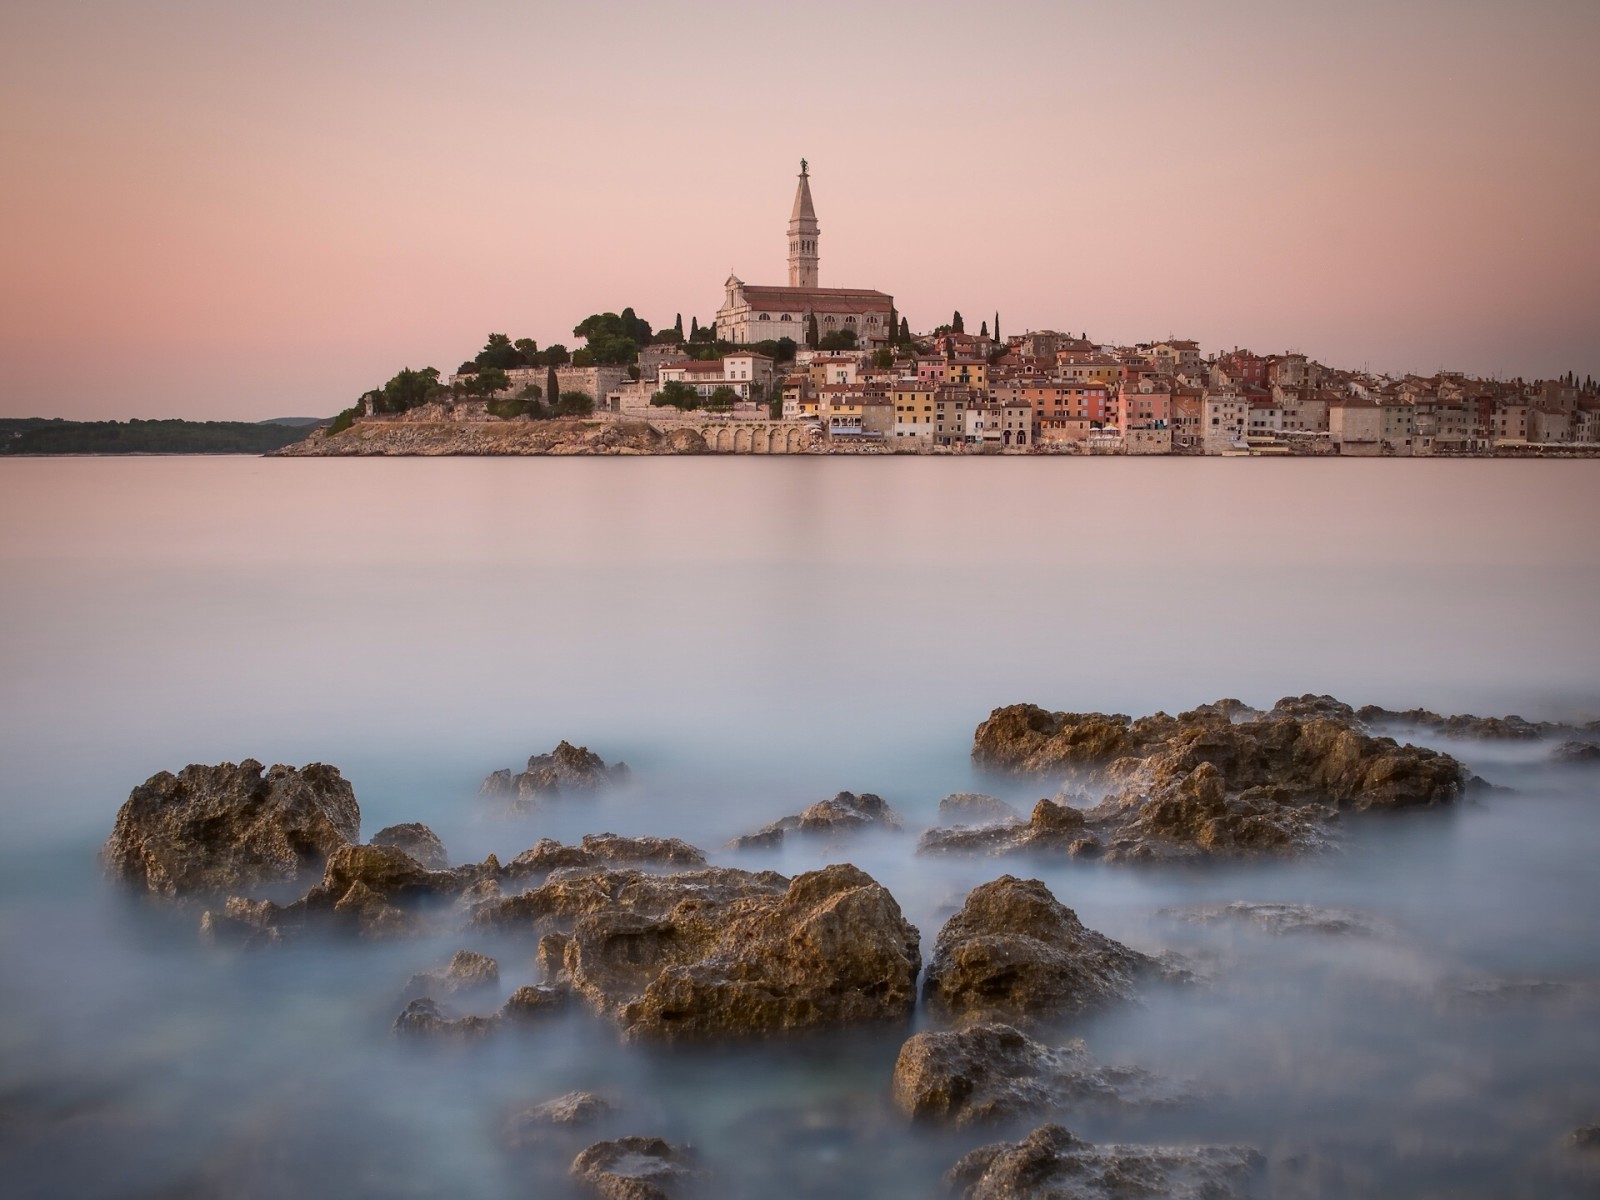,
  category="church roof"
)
[791,168,817,223]
[738,285,892,314]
